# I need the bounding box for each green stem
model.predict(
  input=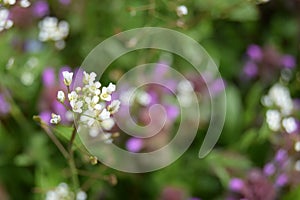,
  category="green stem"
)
[68,126,80,190]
